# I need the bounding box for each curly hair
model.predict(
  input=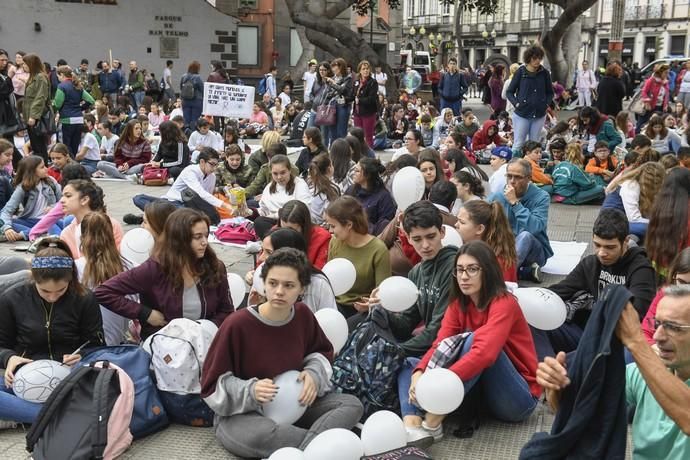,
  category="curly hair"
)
[564,142,584,167]
[260,247,312,289]
[618,162,665,218]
